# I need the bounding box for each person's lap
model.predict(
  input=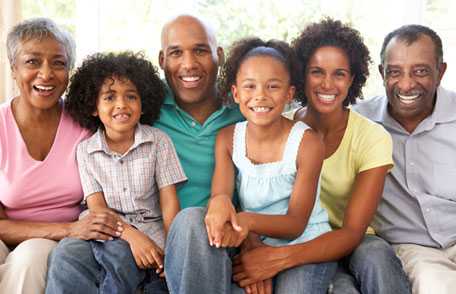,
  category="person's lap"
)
[46,237,167,294]
[394,243,456,294]
[166,207,336,294]
[331,234,410,294]
[1,238,57,294]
